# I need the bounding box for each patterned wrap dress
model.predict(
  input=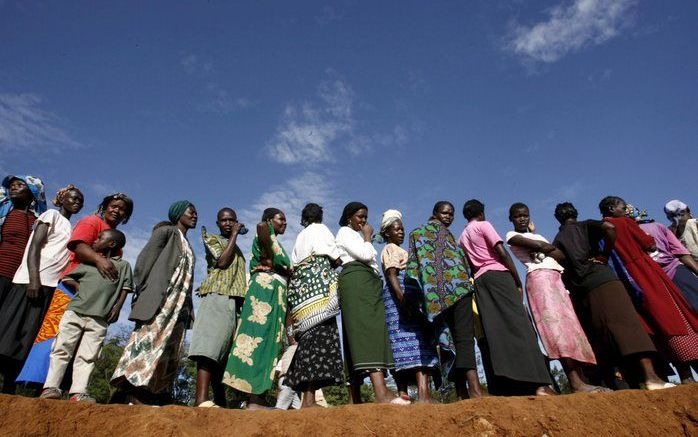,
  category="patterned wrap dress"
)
[110,229,194,394]
[381,243,438,373]
[223,224,290,394]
